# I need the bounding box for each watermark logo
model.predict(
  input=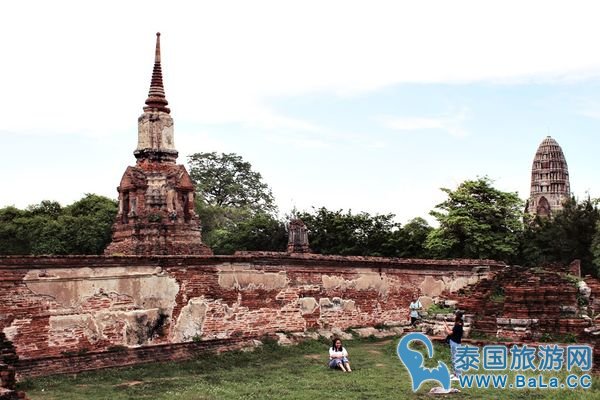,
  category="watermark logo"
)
[397,333,593,392]
[397,332,451,391]
[455,344,593,390]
